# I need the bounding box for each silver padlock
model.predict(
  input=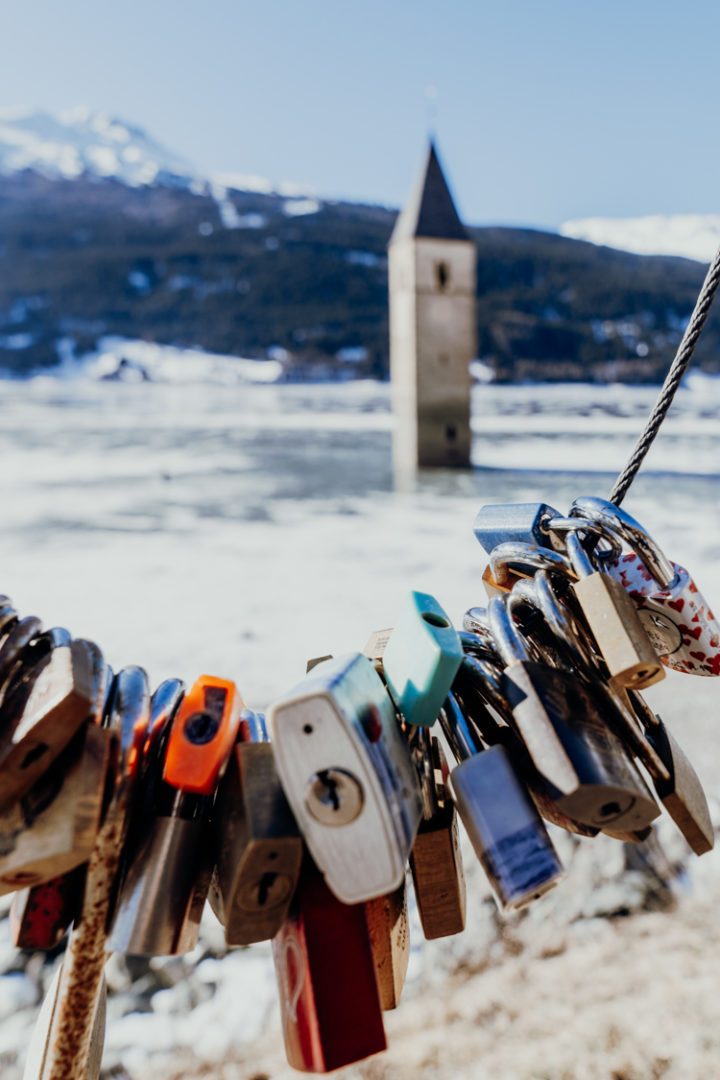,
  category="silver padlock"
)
[270,653,422,904]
